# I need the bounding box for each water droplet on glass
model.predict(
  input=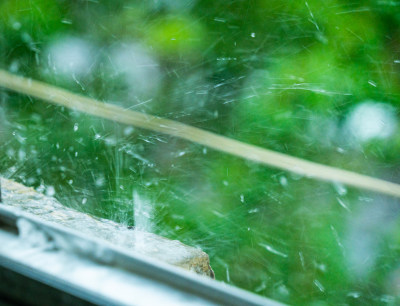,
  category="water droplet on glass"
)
[46,185,55,196]
[259,243,288,258]
[347,292,361,299]
[279,176,288,186]
[334,183,347,196]
[314,279,325,292]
